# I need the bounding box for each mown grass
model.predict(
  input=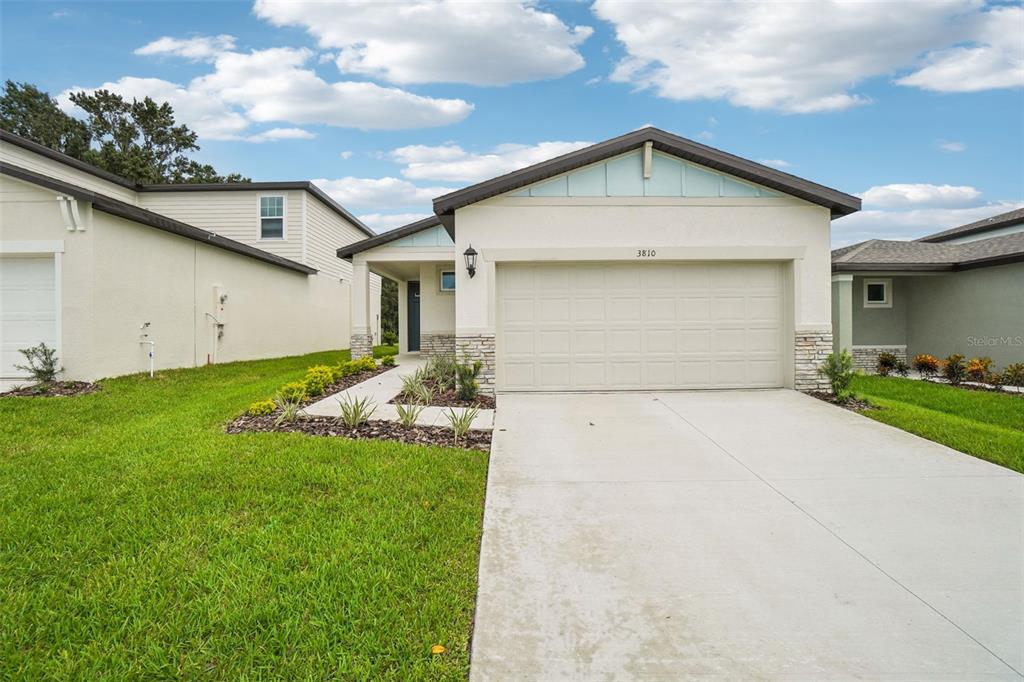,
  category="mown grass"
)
[852,375,1024,474]
[0,349,489,680]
